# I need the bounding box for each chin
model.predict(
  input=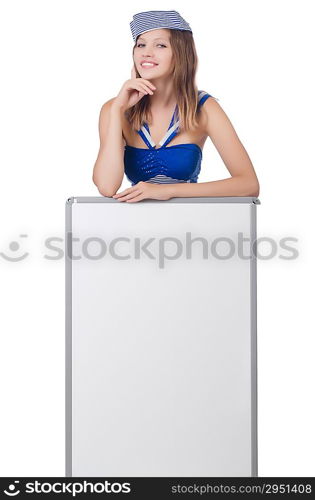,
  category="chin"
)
[138,67,162,77]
